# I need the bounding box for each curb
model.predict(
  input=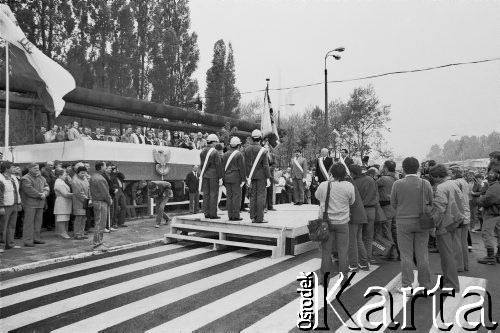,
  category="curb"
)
[0,238,166,274]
